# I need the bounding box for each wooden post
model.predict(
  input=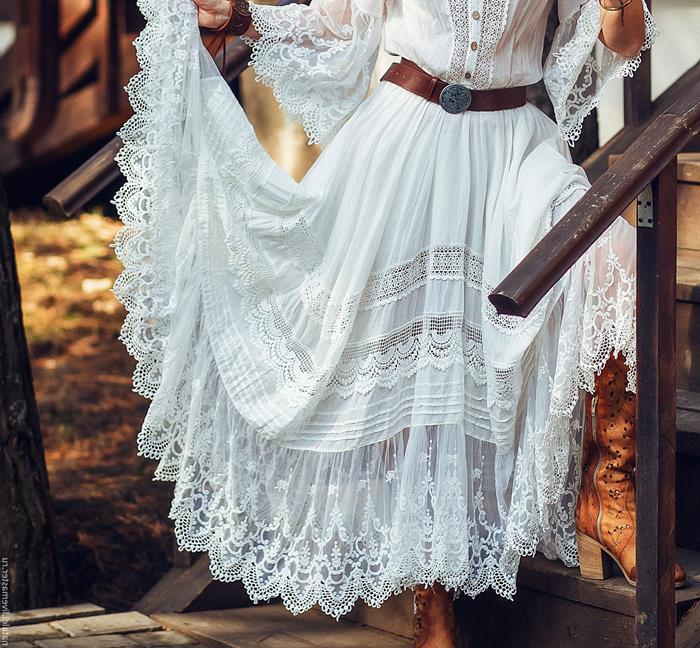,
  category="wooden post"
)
[7,0,59,141]
[624,0,652,127]
[634,159,678,648]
